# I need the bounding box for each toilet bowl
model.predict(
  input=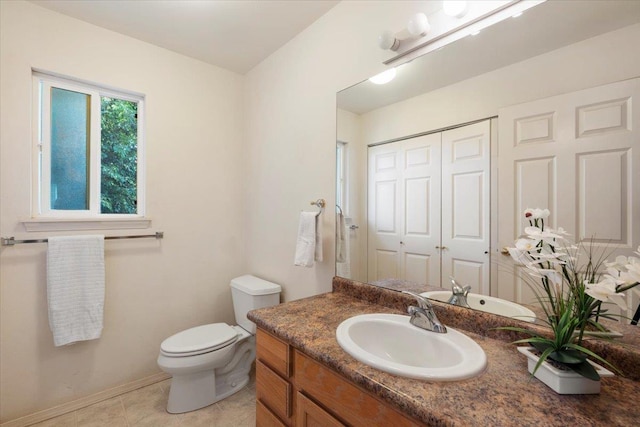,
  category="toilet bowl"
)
[157,275,281,414]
